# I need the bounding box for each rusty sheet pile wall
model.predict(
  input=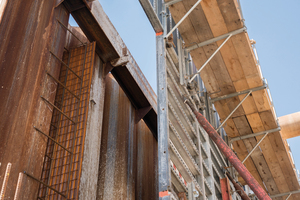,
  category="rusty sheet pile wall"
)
[0,0,69,199]
[0,1,159,199]
[97,75,158,199]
